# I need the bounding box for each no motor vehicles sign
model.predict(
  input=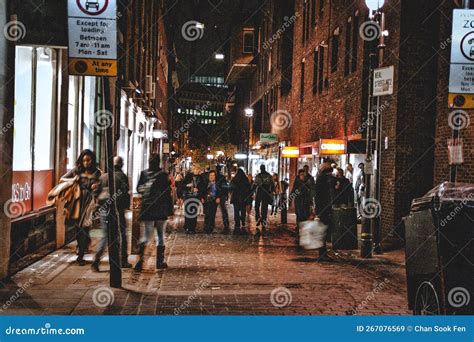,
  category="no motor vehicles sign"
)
[68,0,117,76]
